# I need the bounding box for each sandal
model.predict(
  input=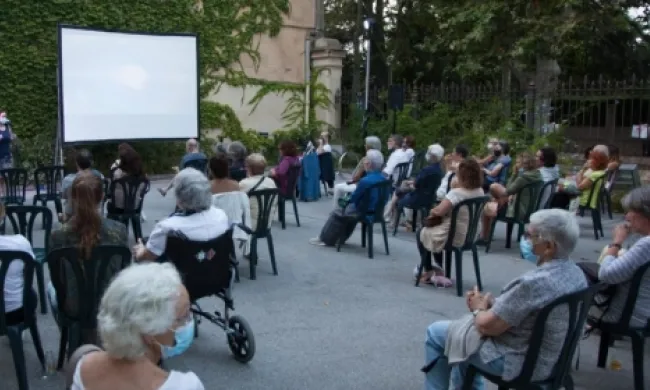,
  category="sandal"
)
[430,275,453,288]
